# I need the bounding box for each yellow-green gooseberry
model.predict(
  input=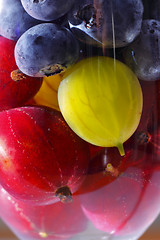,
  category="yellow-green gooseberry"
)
[58,56,143,156]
